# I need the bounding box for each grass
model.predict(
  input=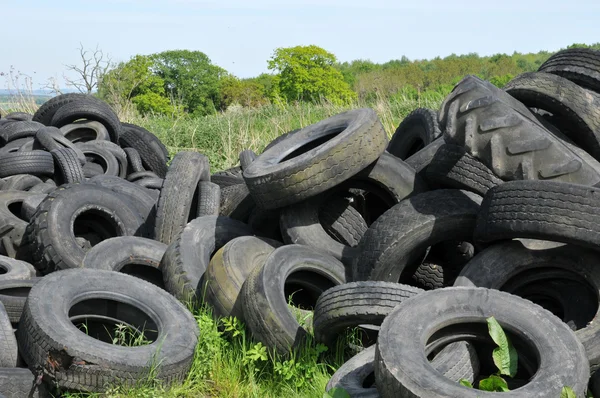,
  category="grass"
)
[1,94,445,397]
